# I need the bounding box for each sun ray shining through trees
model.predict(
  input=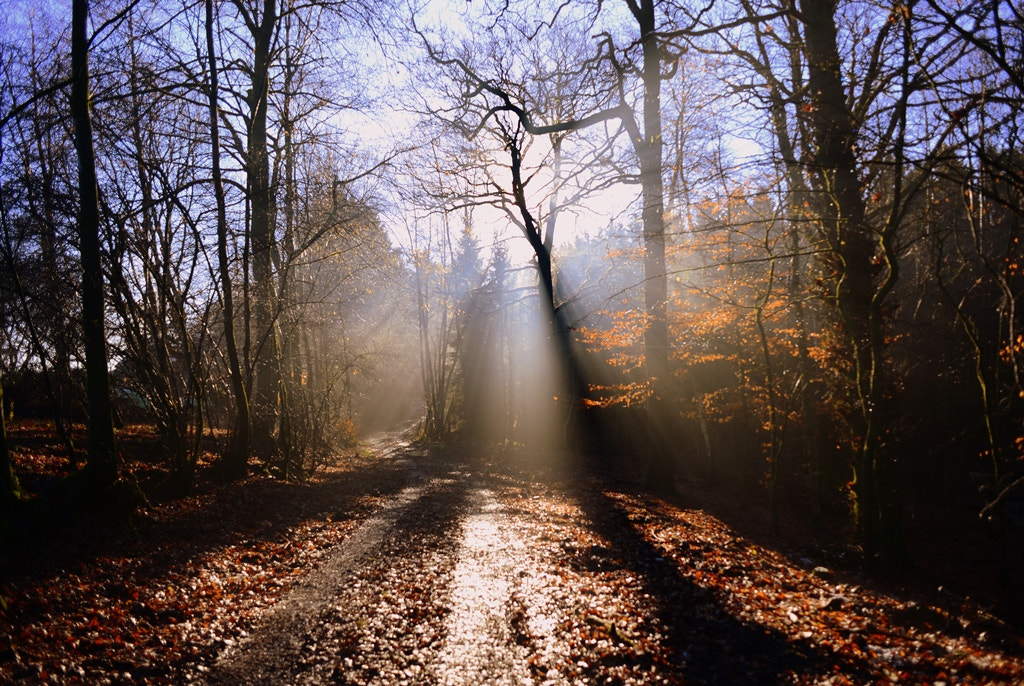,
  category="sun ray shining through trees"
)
[2,0,1024,681]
